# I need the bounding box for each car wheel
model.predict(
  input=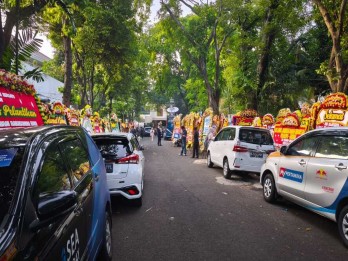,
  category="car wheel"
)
[207,152,213,168]
[132,197,142,207]
[98,211,112,261]
[338,205,348,247]
[263,173,276,203]
[223,159,232,179]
